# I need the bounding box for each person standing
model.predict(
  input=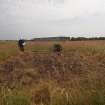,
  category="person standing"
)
[18,39,26,52]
